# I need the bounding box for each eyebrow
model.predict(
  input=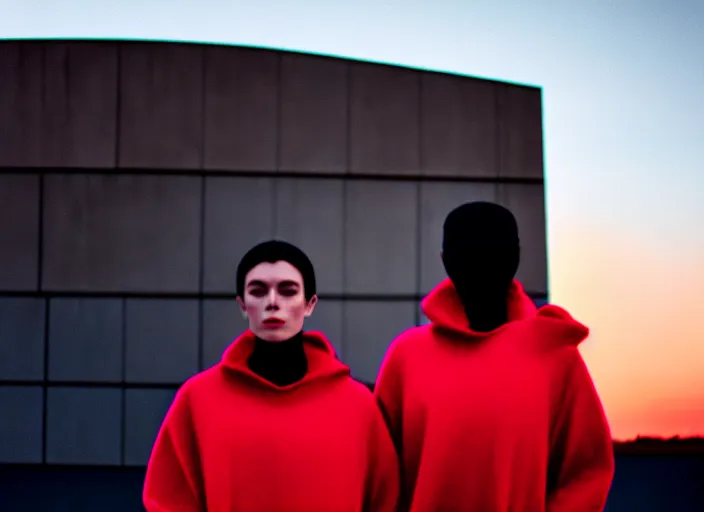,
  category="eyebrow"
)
[247,279,300,288]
